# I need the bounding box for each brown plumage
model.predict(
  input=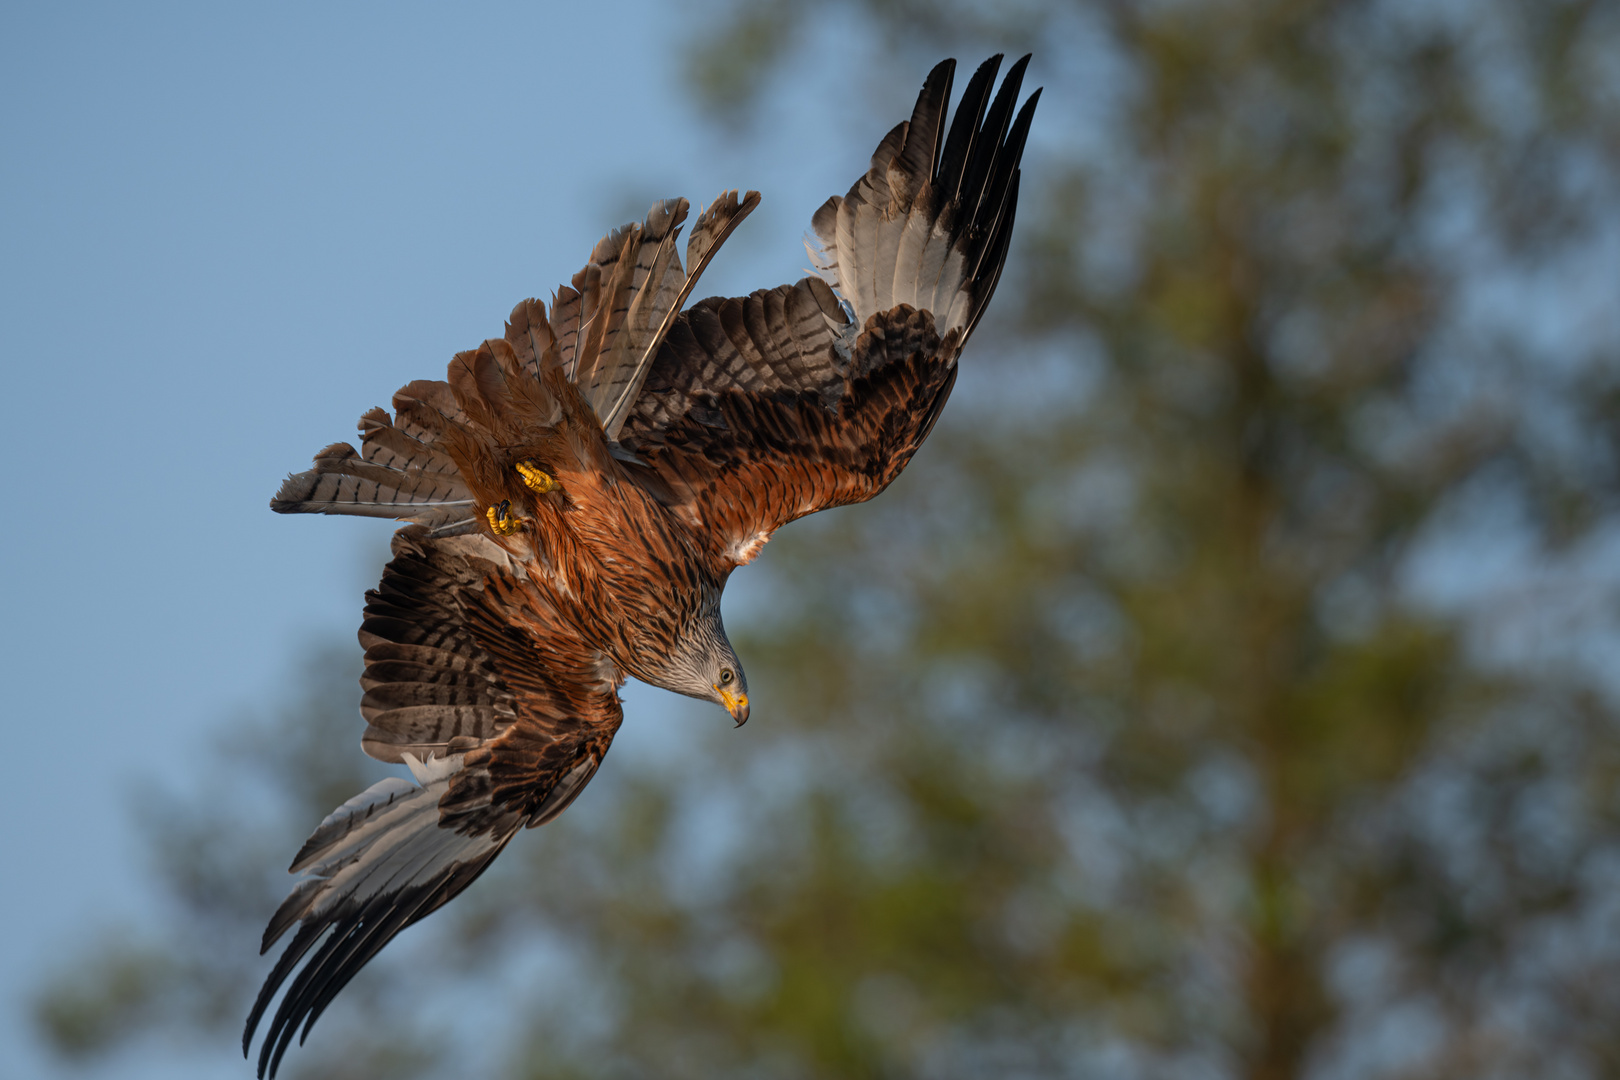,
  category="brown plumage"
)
[248,54,1040,1078]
